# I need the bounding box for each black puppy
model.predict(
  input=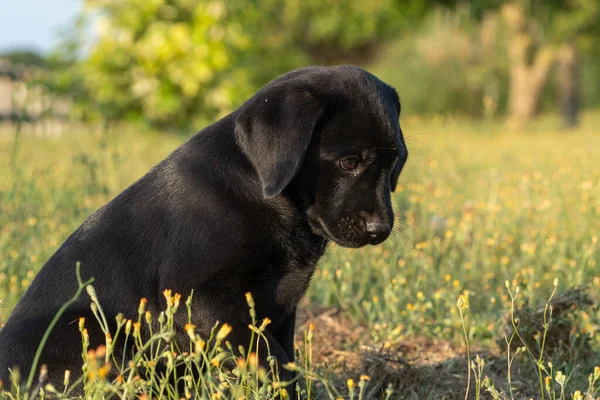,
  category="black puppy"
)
[0,66,407,387]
